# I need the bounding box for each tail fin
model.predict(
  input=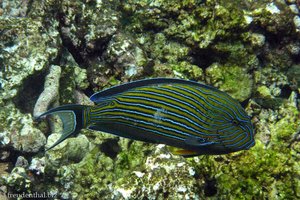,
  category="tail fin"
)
[35,104,87,151]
